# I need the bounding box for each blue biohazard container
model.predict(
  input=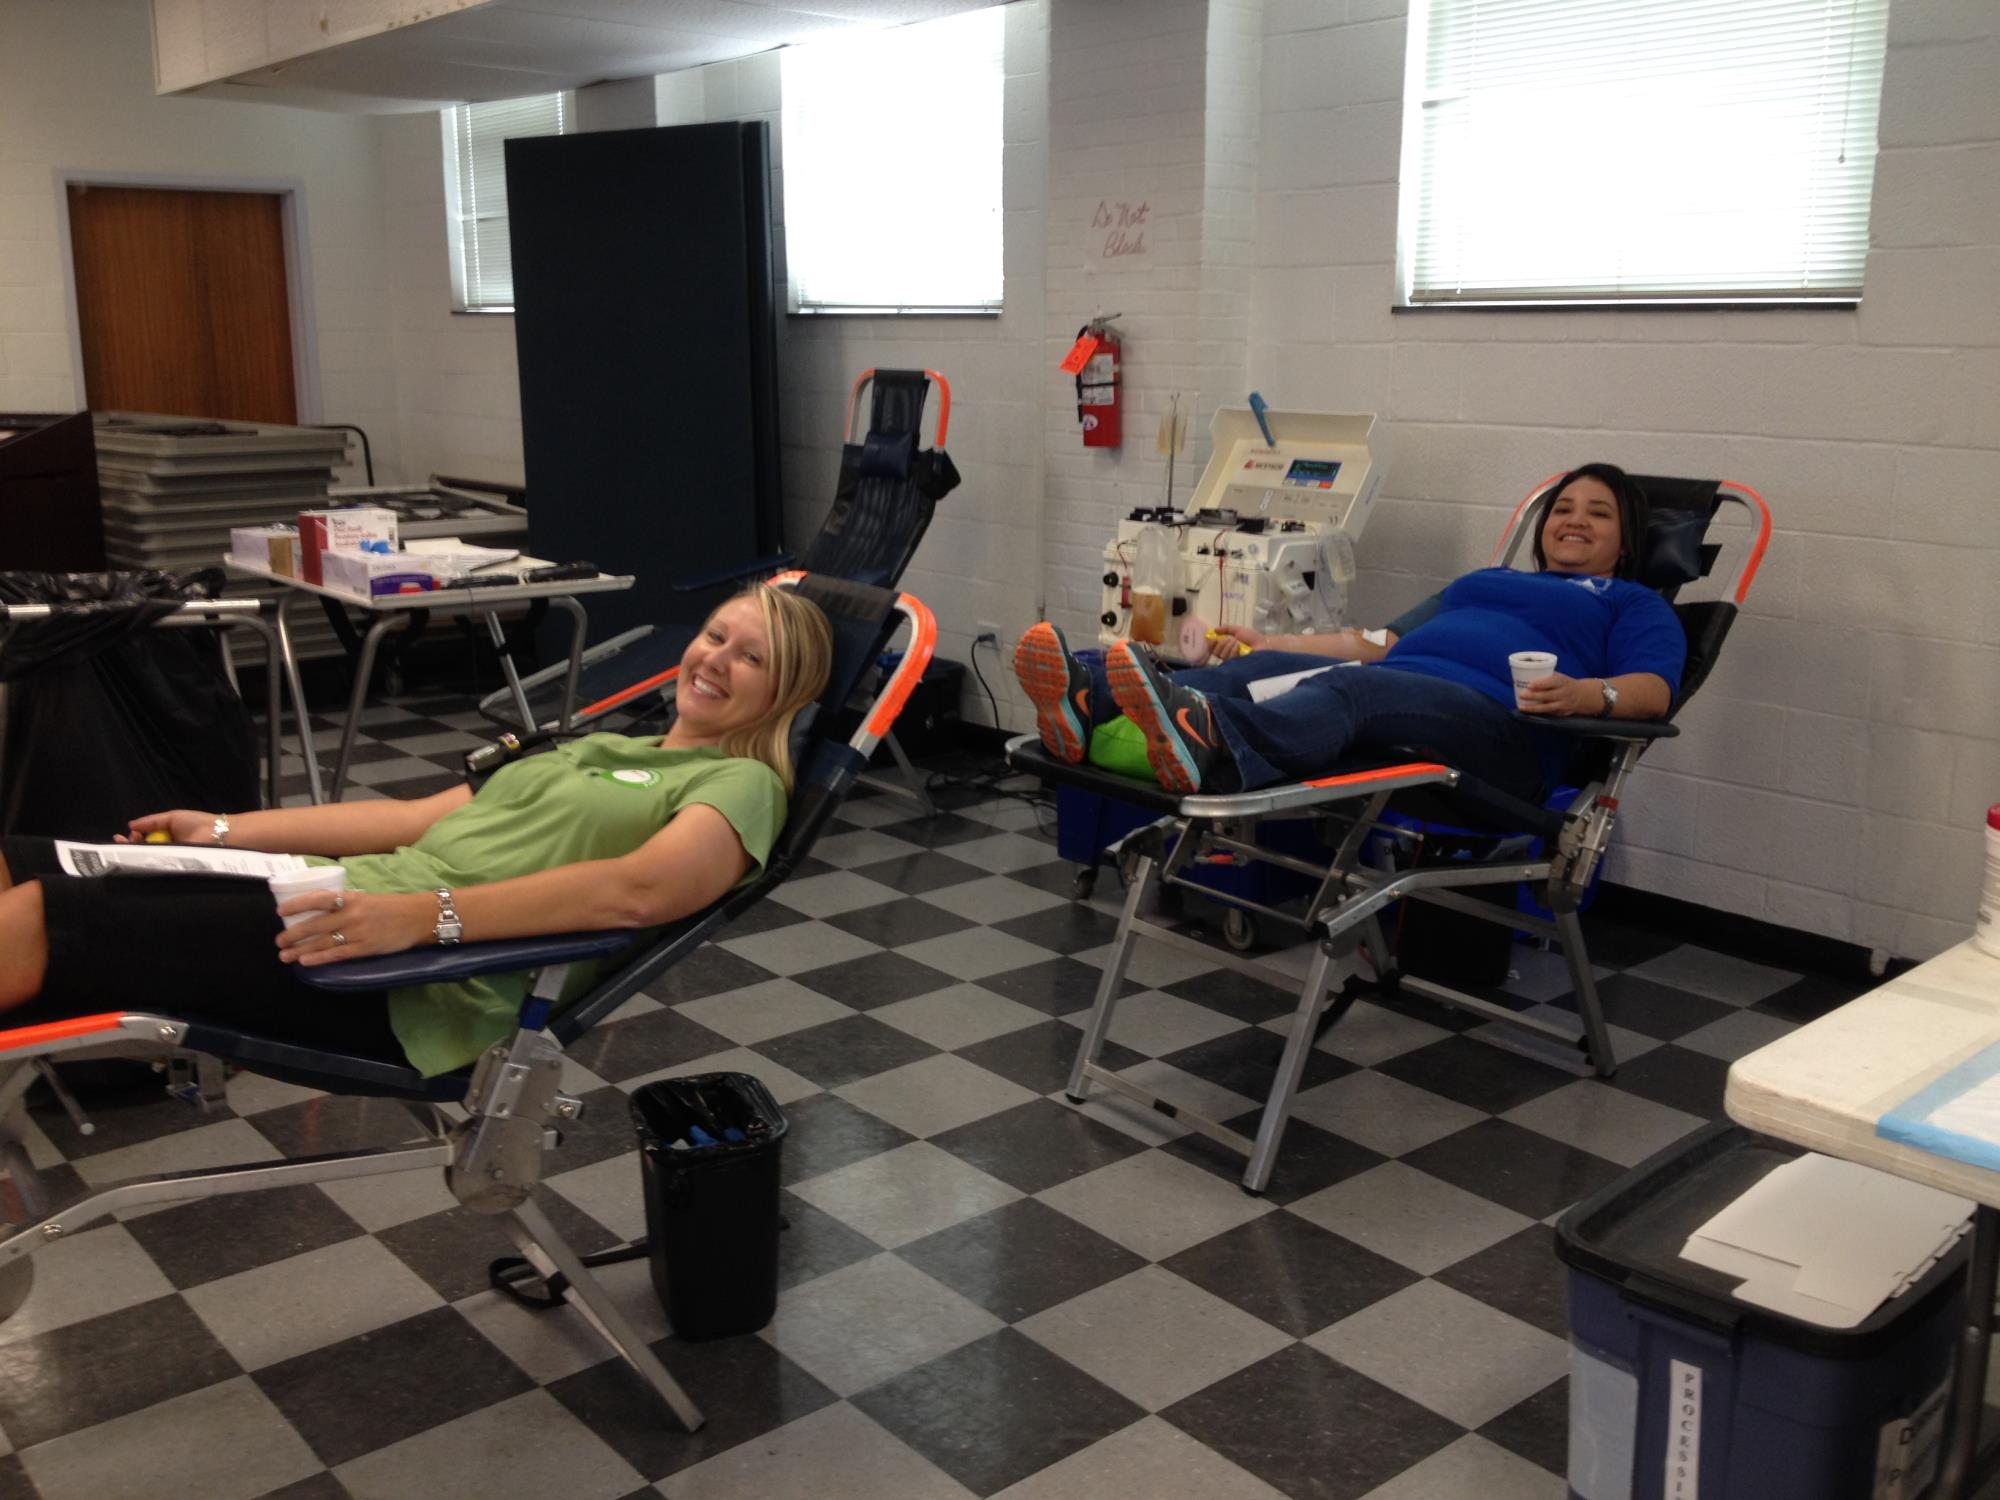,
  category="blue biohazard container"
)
[1554,1122,1968,1500]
